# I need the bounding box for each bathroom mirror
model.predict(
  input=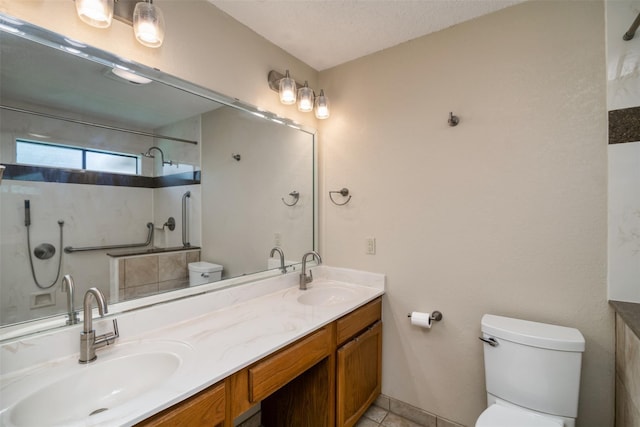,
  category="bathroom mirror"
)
[0,15,316,334]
